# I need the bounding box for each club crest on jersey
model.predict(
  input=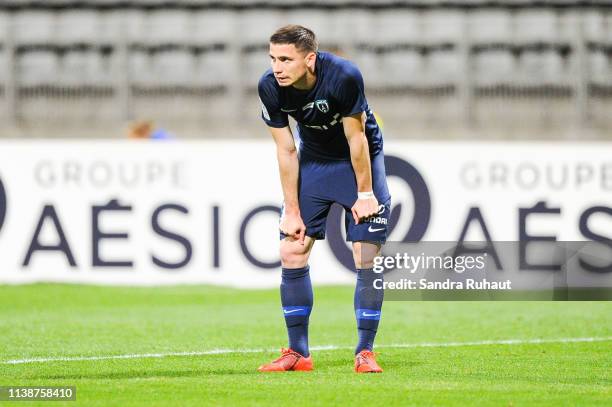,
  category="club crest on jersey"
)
[315,99,329,113]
